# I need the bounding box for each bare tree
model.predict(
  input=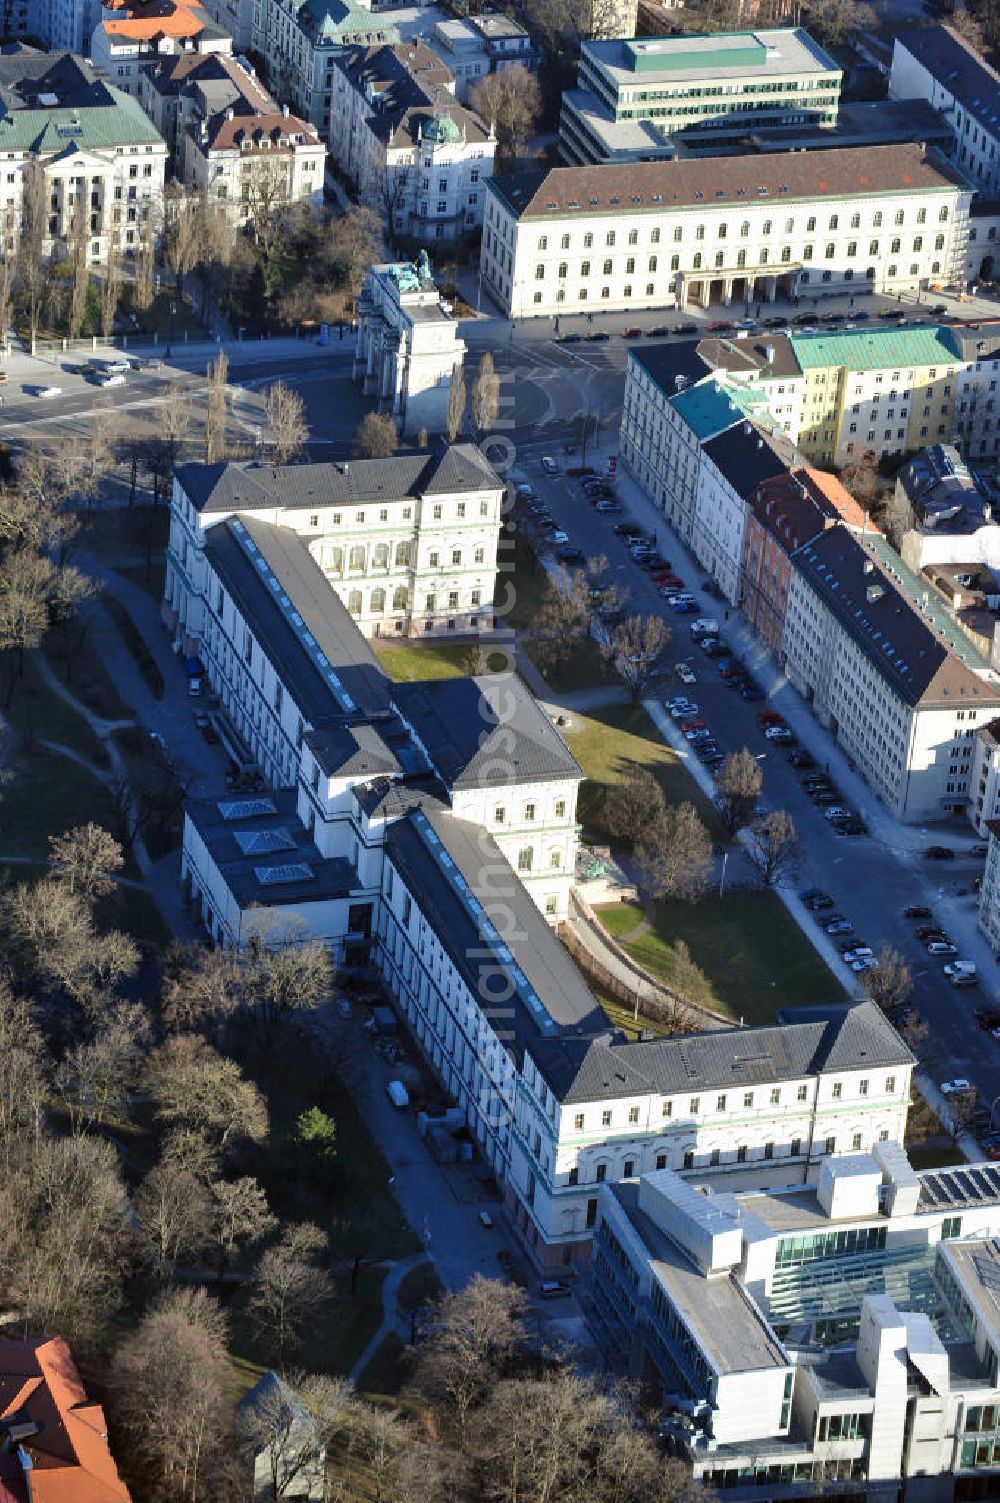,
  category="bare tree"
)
[841,446,879,513]
[136,1160,214,1275]
[210,1175,276,1276]
[471,351,500,438]
[162,381,194,471]
[603,613,671,699]
[0,208,16,346]
[353,410,397,458]
[48,821,124,900]
[145,1034,268,1153]
[14,160,48,349]
[133,200,158,313]
[53,1000,150,1133]
[863,946,914,1013]
[470,66,542,164]
[109,1286,236,1503]
[533,565,591,673]
[264,380,309,464]
[238,1372,353,1502]
[0,1134,128,1342]
[603,765,666,846]
[0,977,48,1173]
[251,1223,336,1370]
[745,809,799,888]
[162,182,201,308]
[101,232,122,339]
[161,943,245,1037]
[446,366,466,443]
[244,927,334,1025]
[716,747,762,838]
[409,1275,529,1448]
[635,801,713,902]
[204,349,229,463]
[67,194,91,339]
